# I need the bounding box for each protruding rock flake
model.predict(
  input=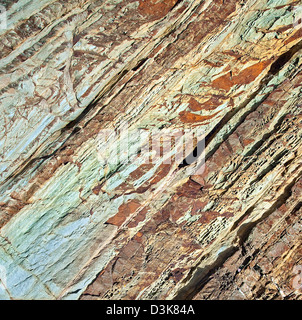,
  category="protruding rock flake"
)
[0,0,301,300]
